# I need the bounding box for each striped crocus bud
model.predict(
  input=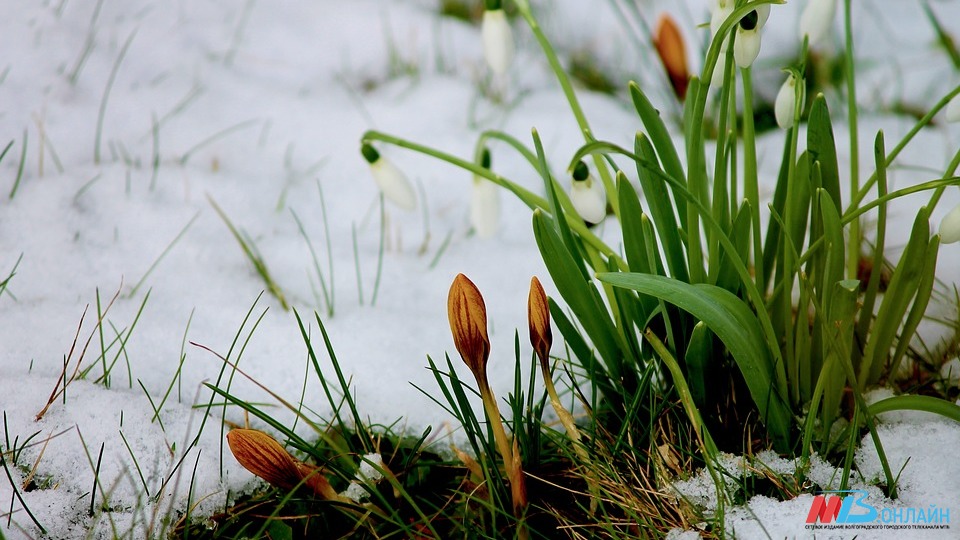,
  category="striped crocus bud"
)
[775,72,799,130]
[733,6,770,69]
[799,0,837,48]
[226,429,338,500]
[471,148,500,238]
[447,273,491,379]
[482,0,514,76]
[361,143,416,211]
[527,276,552,371]
[569,161,607,224]
[939,203,960,244]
